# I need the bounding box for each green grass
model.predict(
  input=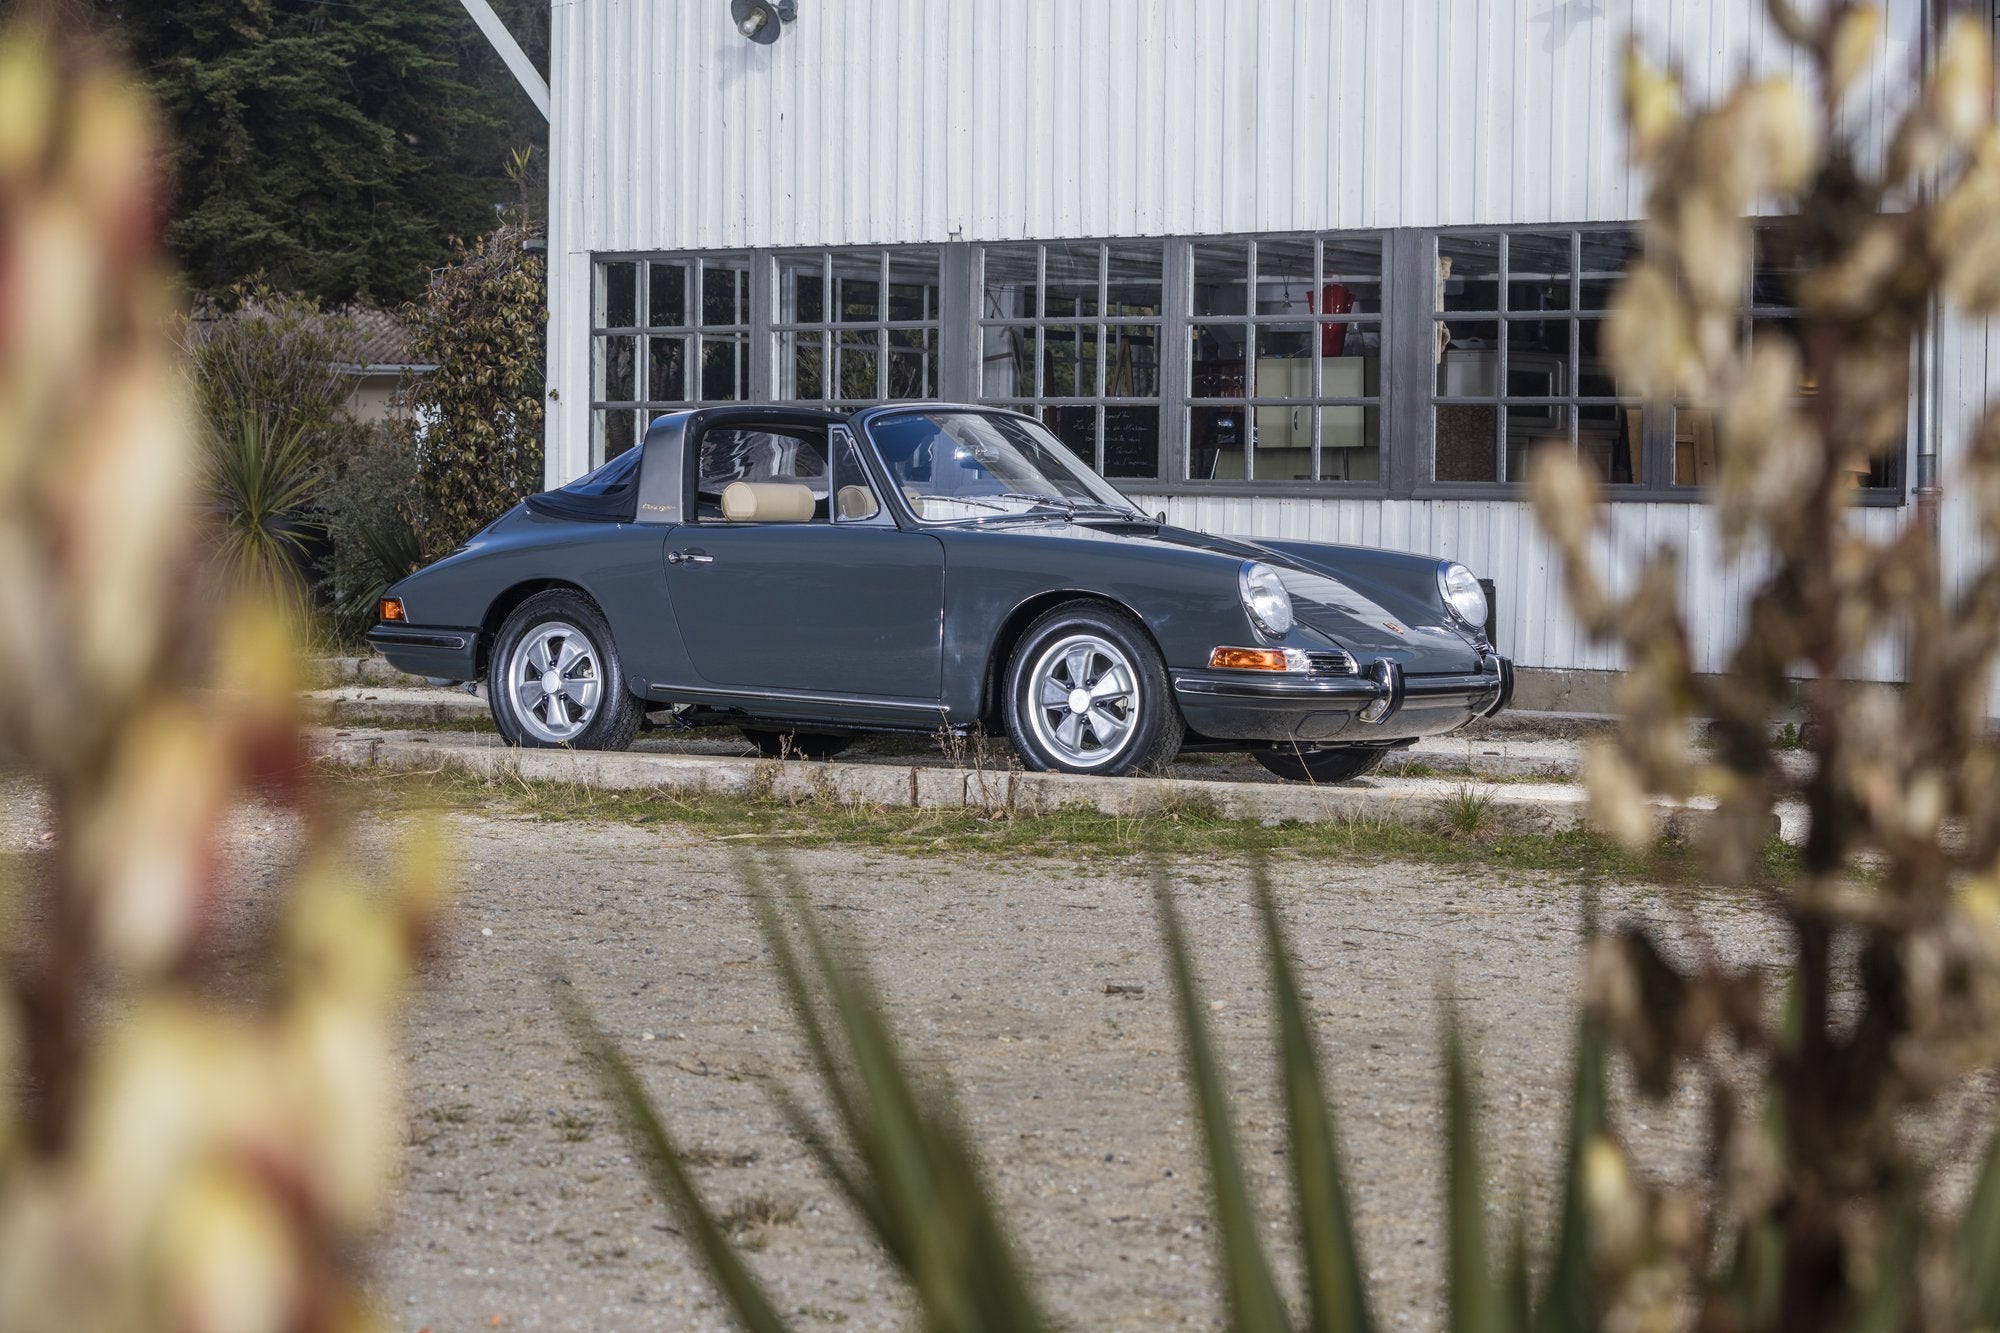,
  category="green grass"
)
[327,762,1798,888]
